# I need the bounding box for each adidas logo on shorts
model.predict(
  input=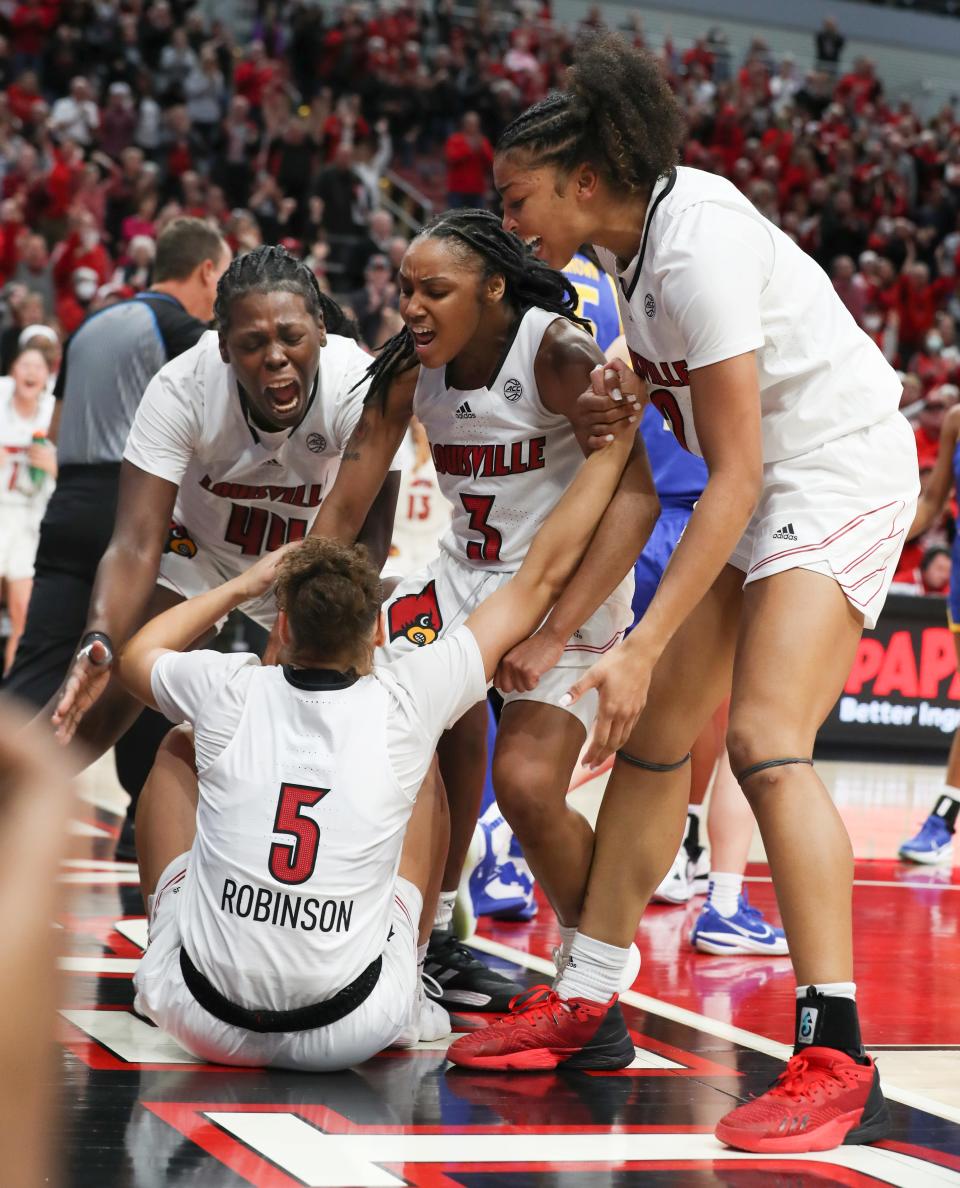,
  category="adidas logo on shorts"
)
[455,401,476,419]
[773,522,798,540]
